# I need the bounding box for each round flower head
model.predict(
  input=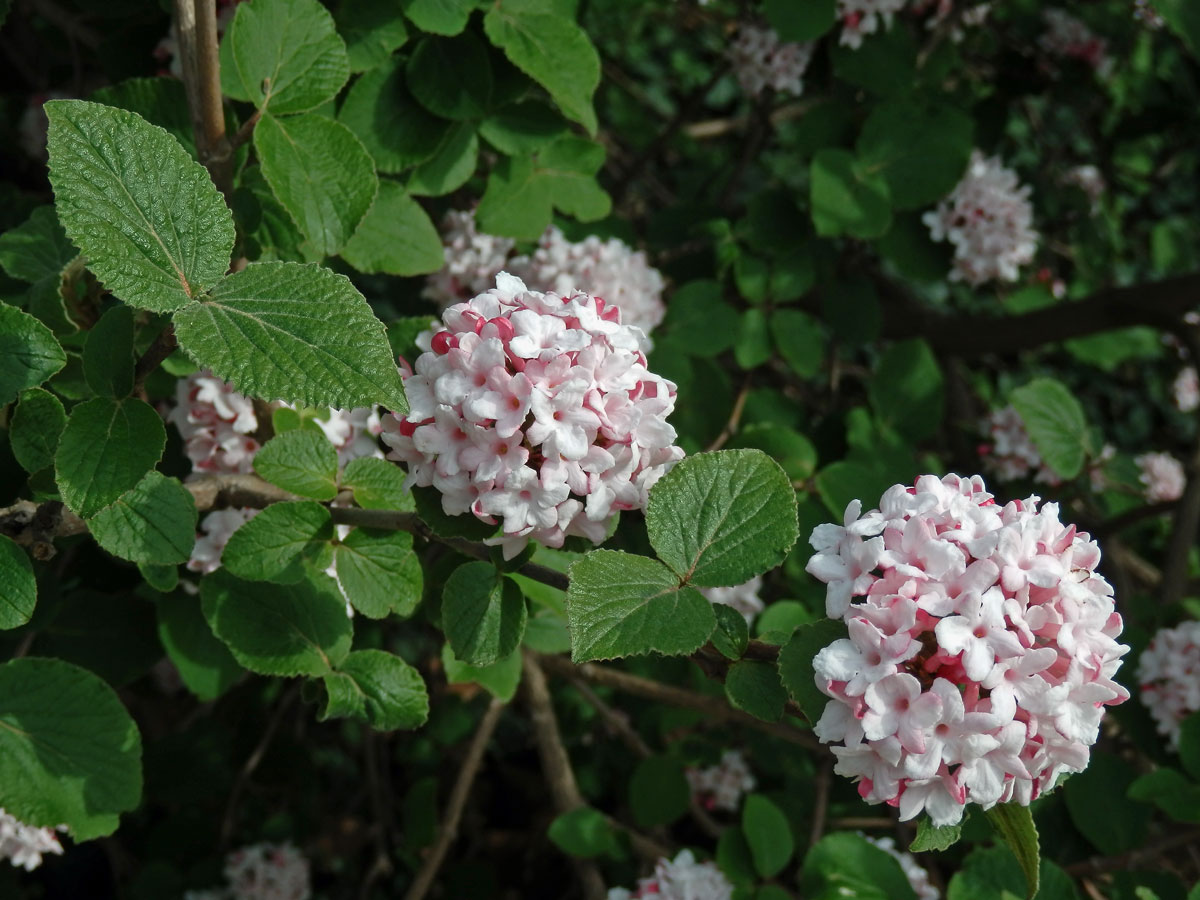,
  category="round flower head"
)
[1174,366,1200,413]
[382,274,684,558]
[224,842,310,900]
[686,750,757,812]
[169,371,263,475]
[838,0,907,49]
[728,25,813,98]
[806,474,1129,826]
[979,406,1058,485]
[923,150,1038,287]
[607,849,733,900]
[862,834,940,900]
[0,809,63,872]
[189,508,259,575]
[1135,452,1185,503]
[1137,620,1200,750]
[423,209,516,307]
[701,576,765,624]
